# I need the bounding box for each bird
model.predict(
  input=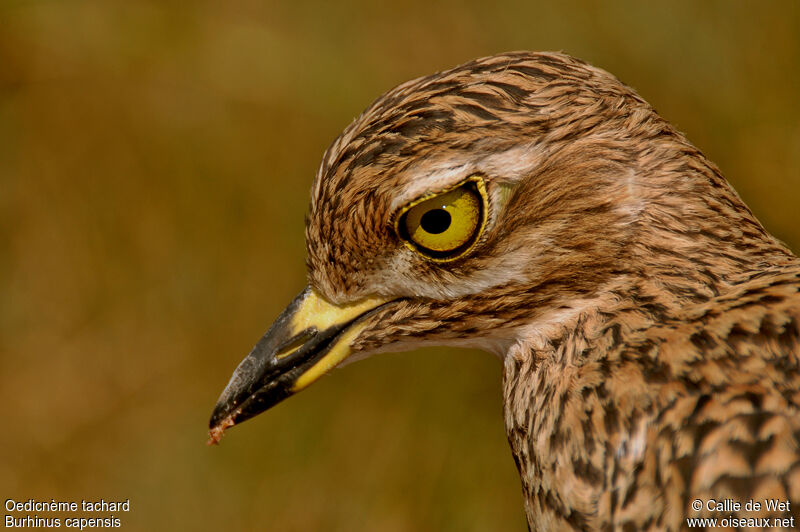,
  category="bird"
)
[209,51,800,530]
